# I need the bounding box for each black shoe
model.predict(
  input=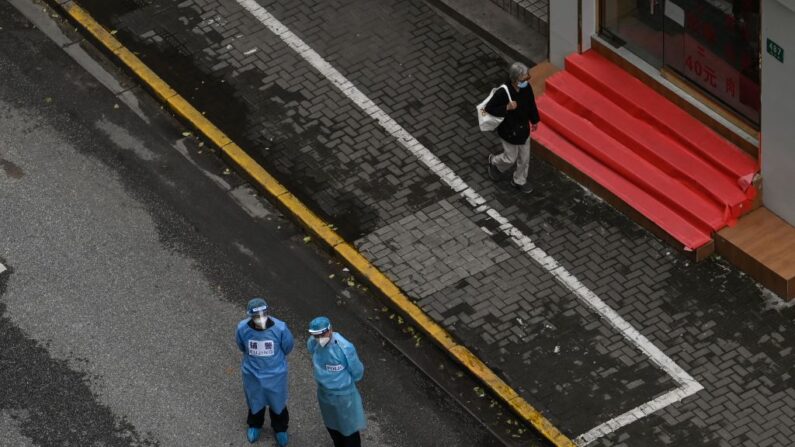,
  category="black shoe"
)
[487,154,501,181]
[511,180,533,194]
